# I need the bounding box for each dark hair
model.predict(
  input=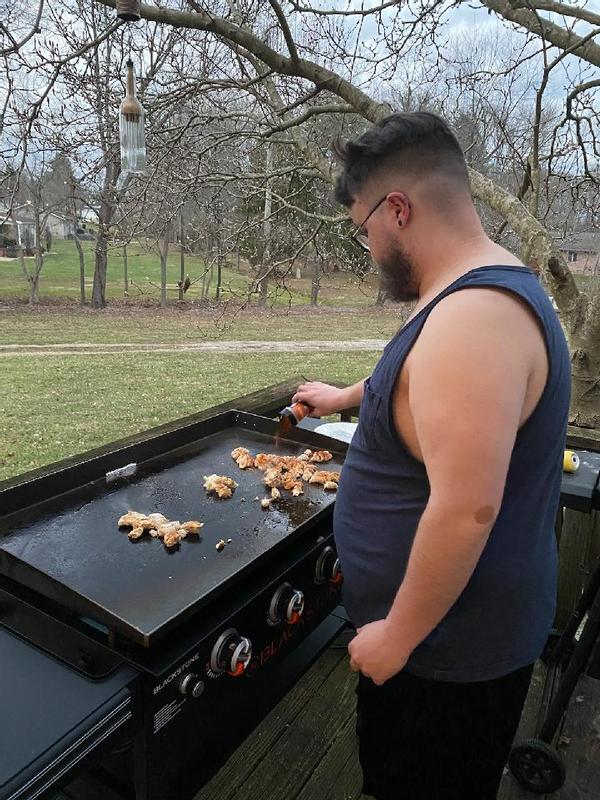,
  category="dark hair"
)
[334,112,469,207]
